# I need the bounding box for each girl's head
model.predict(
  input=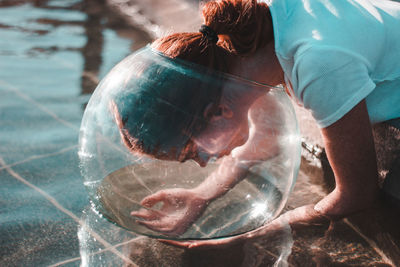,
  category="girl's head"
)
[152,0,273,69]
[113,0,276,166]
